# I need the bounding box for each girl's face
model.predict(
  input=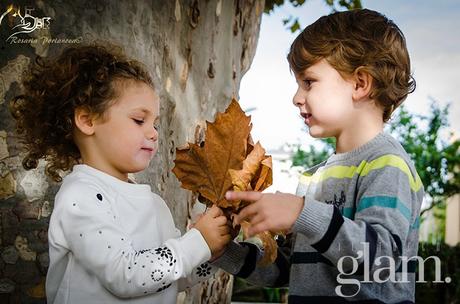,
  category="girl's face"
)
[91,81,159,180]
